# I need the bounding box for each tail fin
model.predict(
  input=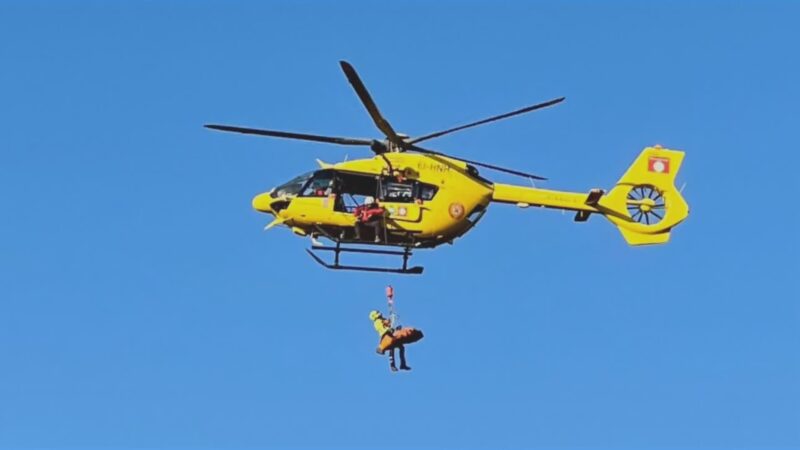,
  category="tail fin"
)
[598,146,689,245]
